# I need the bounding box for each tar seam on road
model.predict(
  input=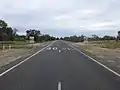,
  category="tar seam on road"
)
[58,81,62,90]
[67,43,120,77]
[0,41,56,77]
